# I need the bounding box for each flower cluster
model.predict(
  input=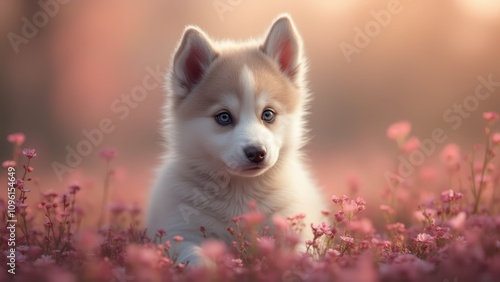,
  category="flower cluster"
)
[1,112,500,281]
